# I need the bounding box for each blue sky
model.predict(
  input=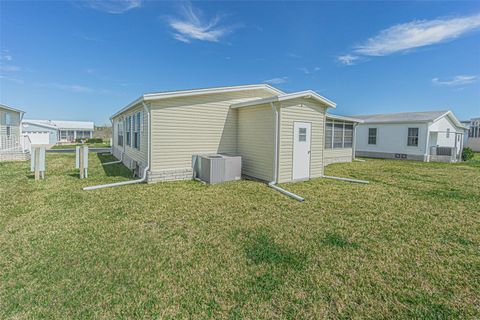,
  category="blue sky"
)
[1,0,479,124]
